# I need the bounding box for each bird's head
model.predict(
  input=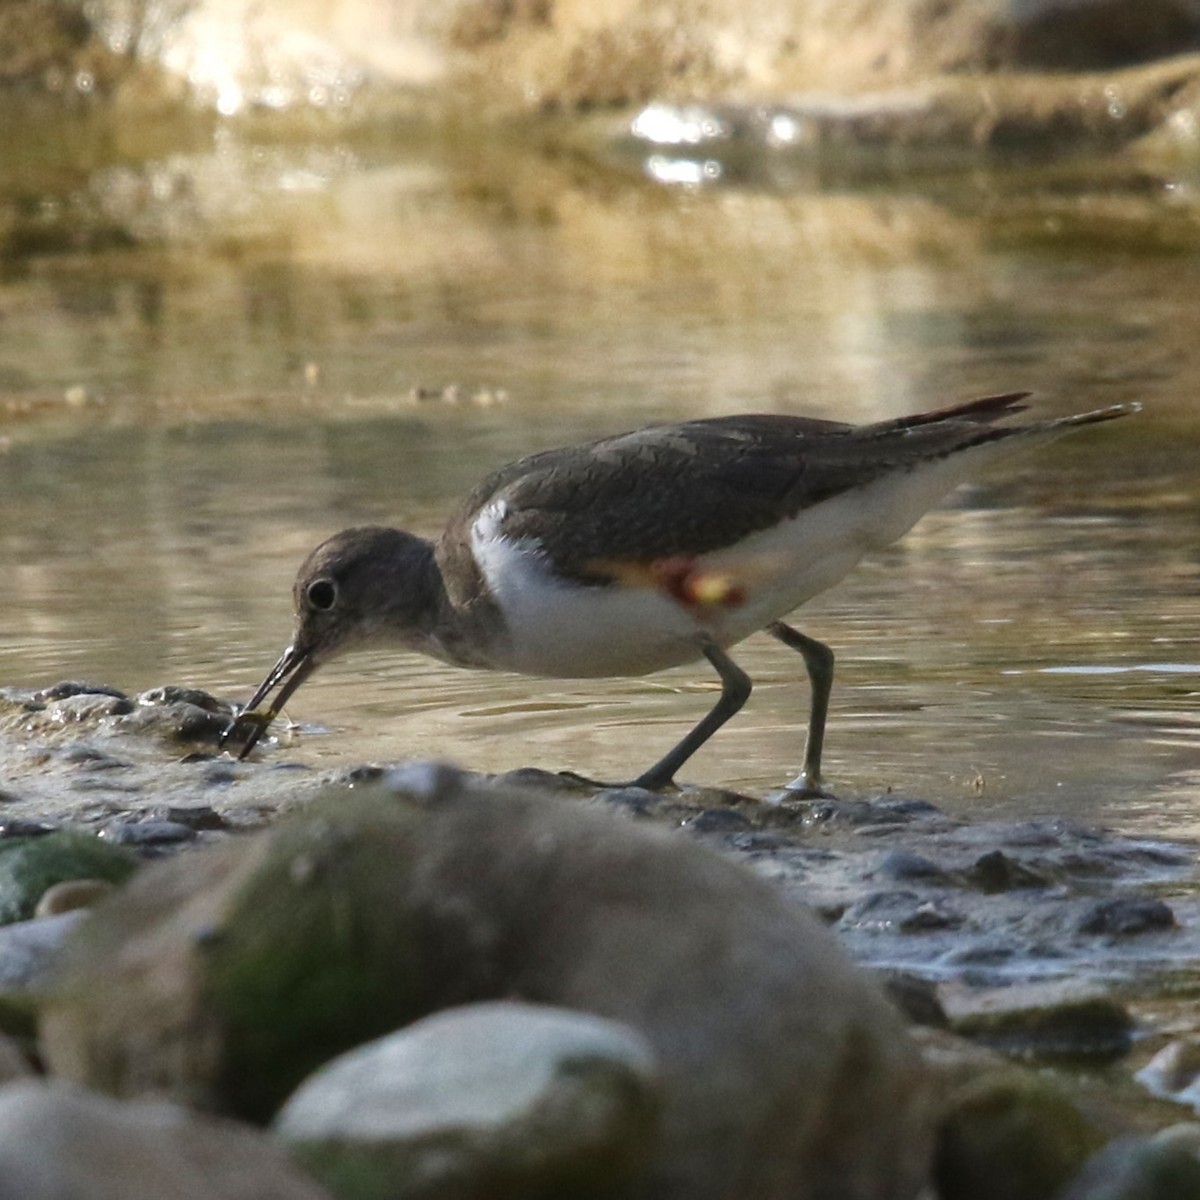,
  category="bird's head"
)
[222,526,436,758]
